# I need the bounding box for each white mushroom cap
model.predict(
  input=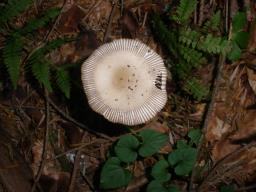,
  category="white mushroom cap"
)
[81,39,167,125]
